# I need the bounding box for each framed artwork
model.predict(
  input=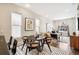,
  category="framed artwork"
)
[25,18,34,30]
